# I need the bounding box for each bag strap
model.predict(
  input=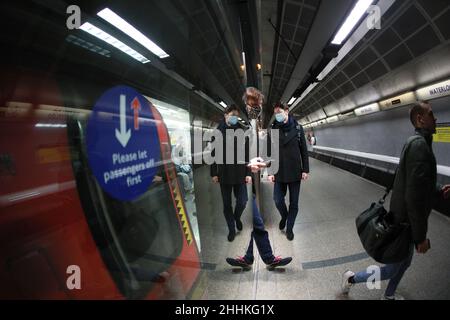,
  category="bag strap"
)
[379,135,423,204]
[380,171,396,203]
